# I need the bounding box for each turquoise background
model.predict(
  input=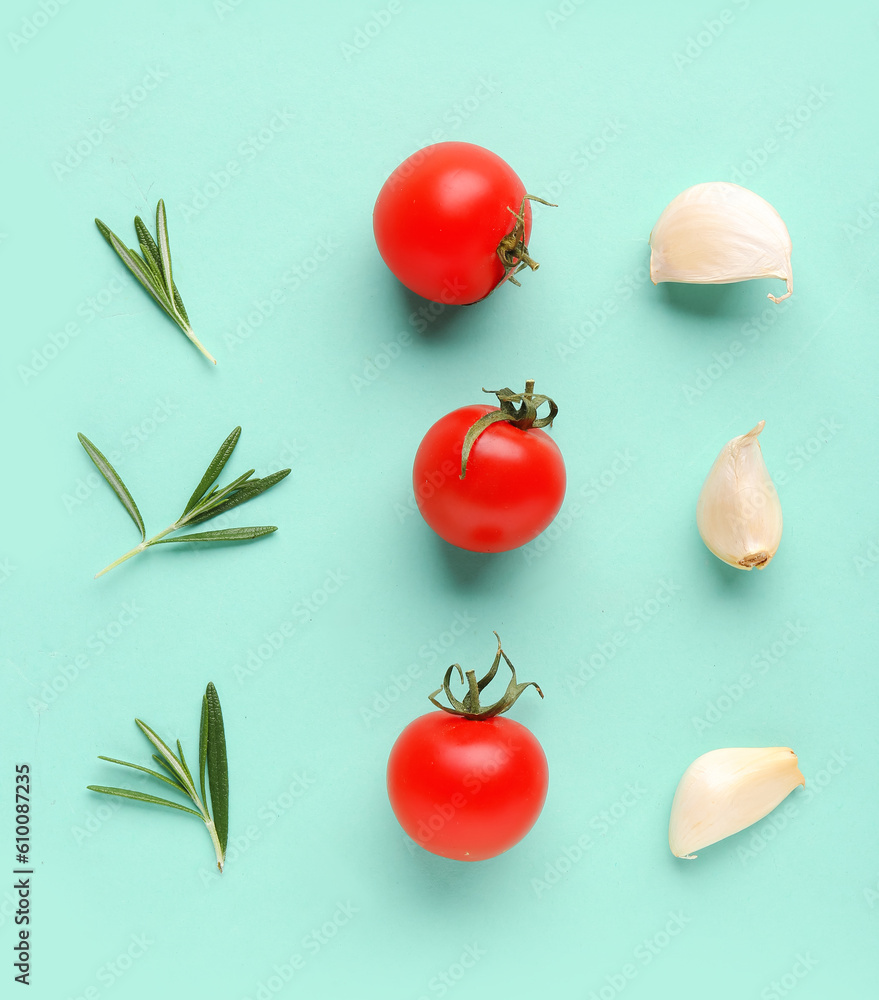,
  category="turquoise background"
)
[2,0,877,997]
